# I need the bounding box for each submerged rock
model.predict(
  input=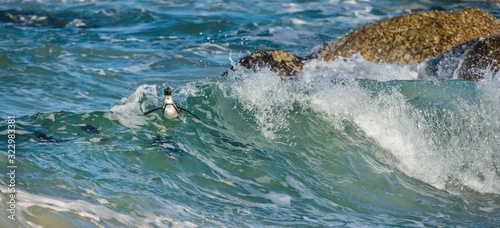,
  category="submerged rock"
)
[312,7,500,65]
[419,34,500,81]
[236,50,303,78]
